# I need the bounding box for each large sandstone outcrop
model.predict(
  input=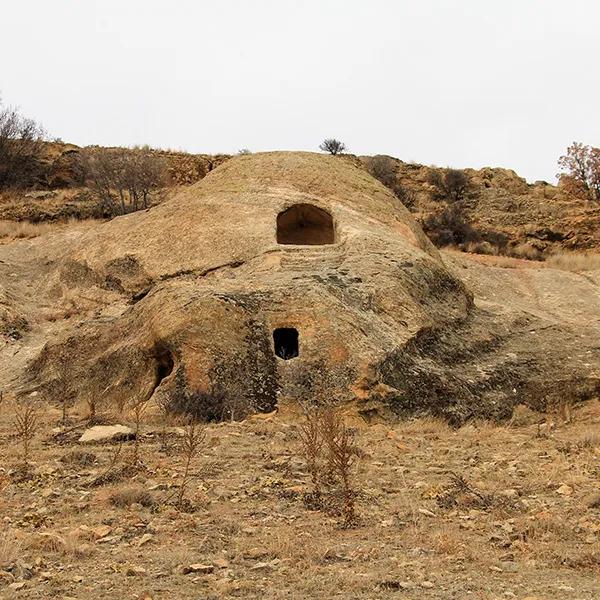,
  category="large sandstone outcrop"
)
[0,152,598,423]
